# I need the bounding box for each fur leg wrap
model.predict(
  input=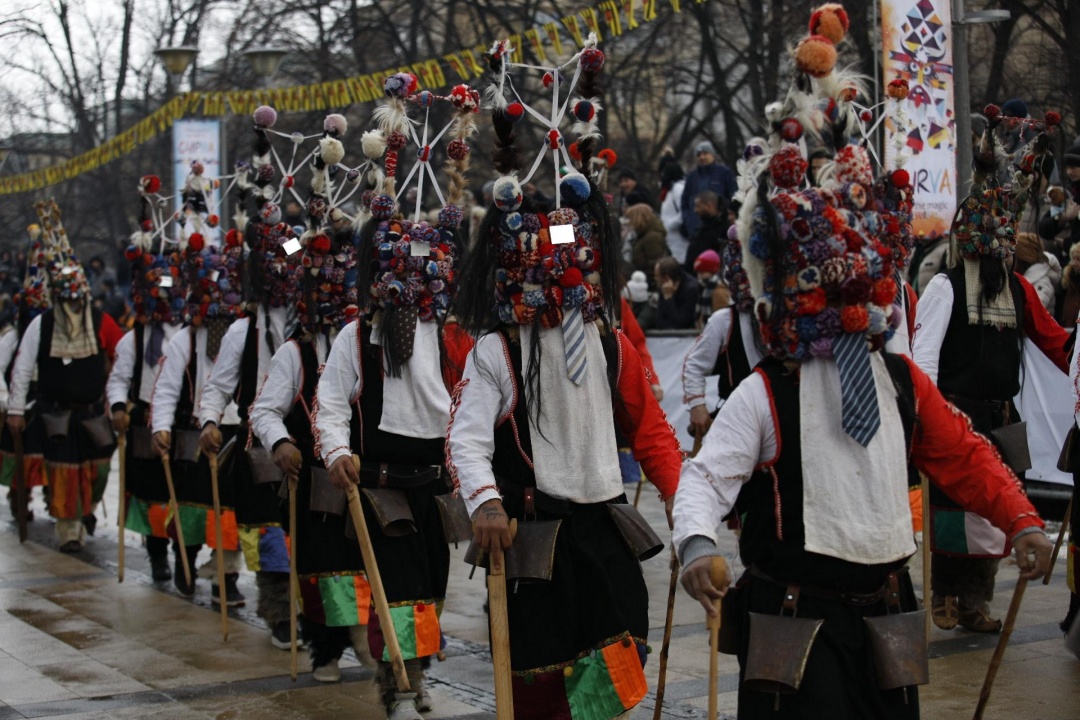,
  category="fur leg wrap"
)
[300,615,350,669]
[255,571,291,628]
